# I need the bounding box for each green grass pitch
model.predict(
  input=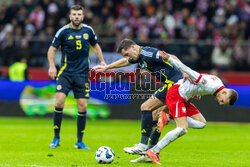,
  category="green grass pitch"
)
[0,117,249,167]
